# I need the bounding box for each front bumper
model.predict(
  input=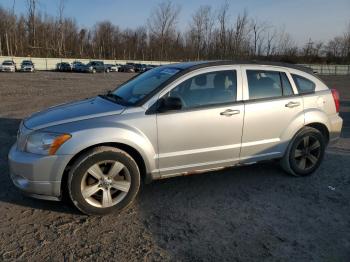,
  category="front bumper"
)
[8,144,73,201]
[1,67,15,72]
[20,67,34,72]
